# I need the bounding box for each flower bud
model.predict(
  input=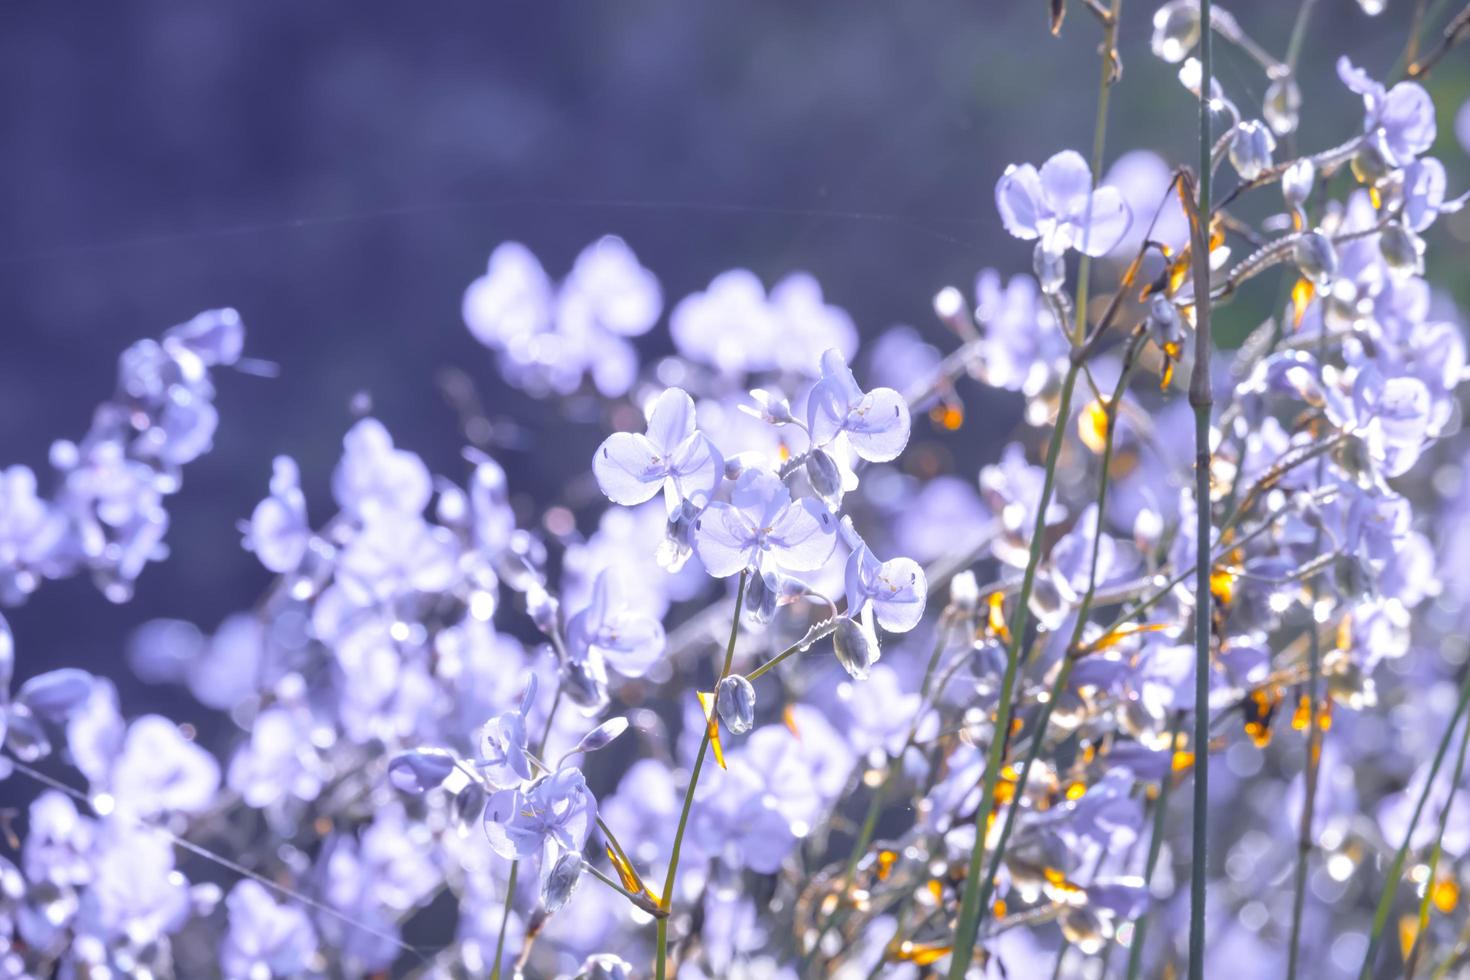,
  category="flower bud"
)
[716,674,757,734]
[1351,134,1393,186]
[1293,230,1338,287]
[1150,0,1199,63]
[833,616,879,681]
[1379,222,1425,279]
[1146,295,1184,351]
[573,716,630,755]
[526,584,559,636]
[542,851,584,914]
[949,569,980,614]
[1282,158,1315,210]
[1229,121,1276,182]
[744,570,778,625]
[744,389,793,424]
[562,655,609,712]
[1263,77,1301,136]
[806,448,843,501]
